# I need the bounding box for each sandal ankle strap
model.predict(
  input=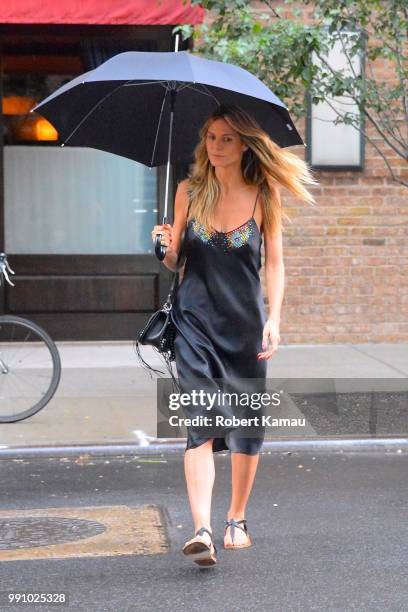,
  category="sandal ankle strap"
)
[225,518,247,528]
[195,526,213,539]
[195,527,217,554]
[225,518,248,544]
